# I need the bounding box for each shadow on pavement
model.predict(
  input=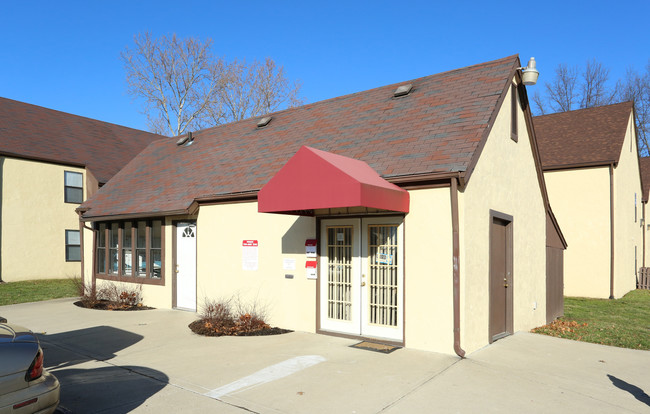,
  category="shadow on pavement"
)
[53,365,168,414]
[40,326,143,367]
[607,374,650,407]
[36,326,169,413]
